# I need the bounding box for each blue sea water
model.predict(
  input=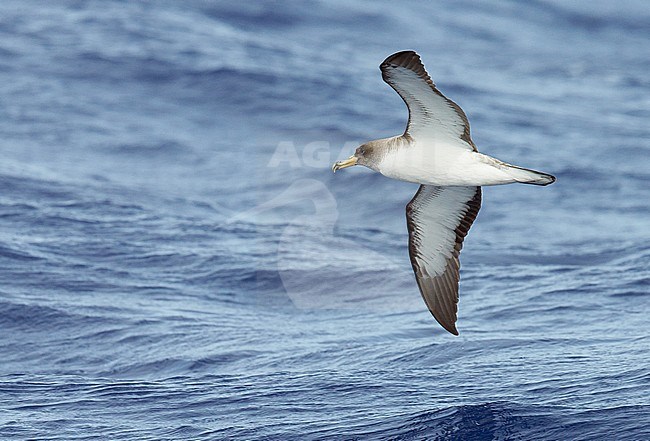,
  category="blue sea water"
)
[0,0,649,439]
